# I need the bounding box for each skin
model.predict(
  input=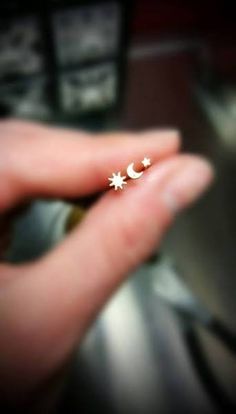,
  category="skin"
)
[0,120,214,402]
